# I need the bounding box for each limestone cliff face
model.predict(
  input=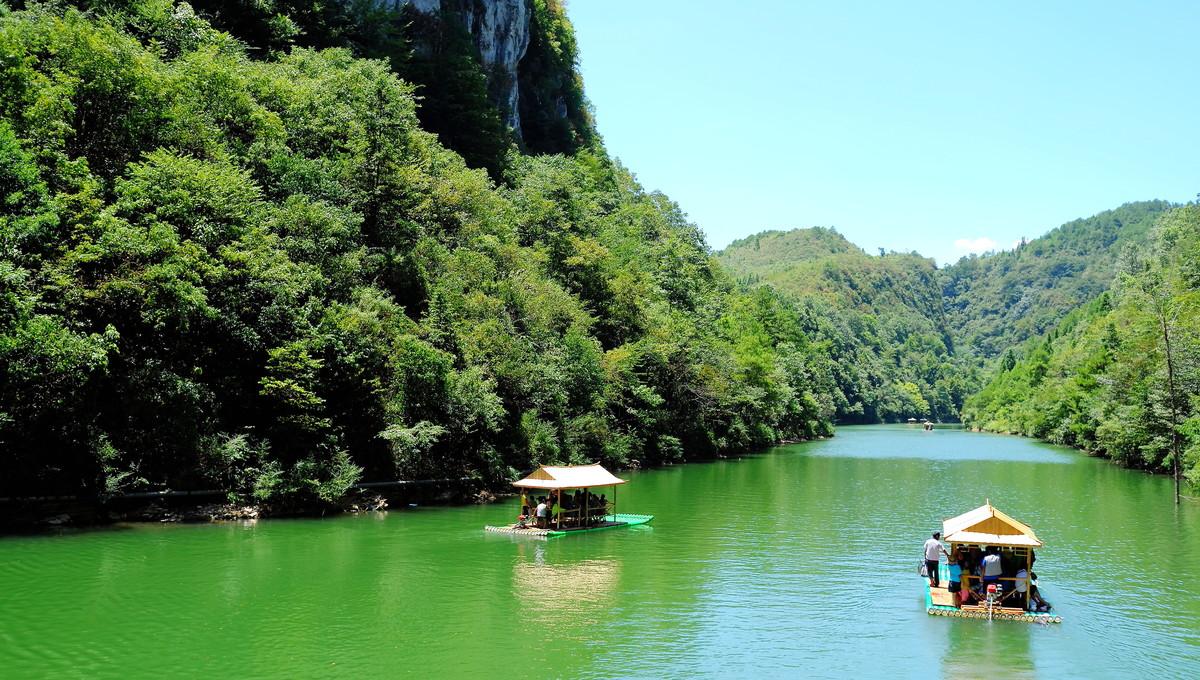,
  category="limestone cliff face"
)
[391,0,532,138]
